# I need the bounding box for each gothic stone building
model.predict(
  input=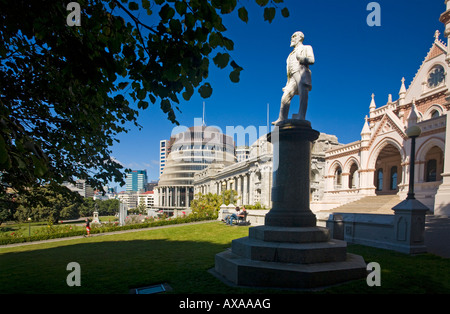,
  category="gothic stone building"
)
[317,10,450,216]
